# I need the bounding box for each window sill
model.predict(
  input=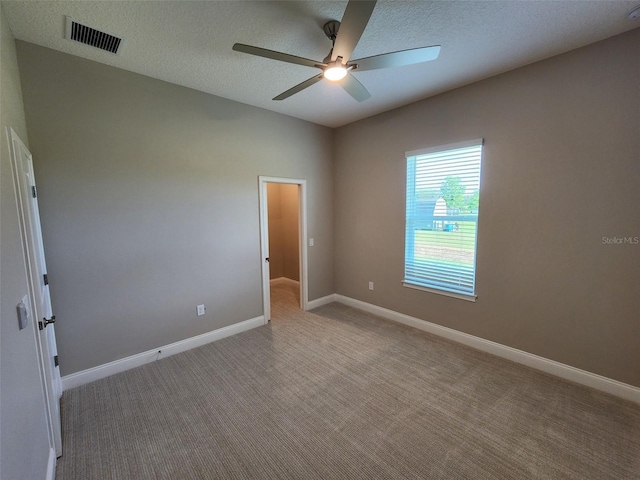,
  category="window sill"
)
[402,281,477,302]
